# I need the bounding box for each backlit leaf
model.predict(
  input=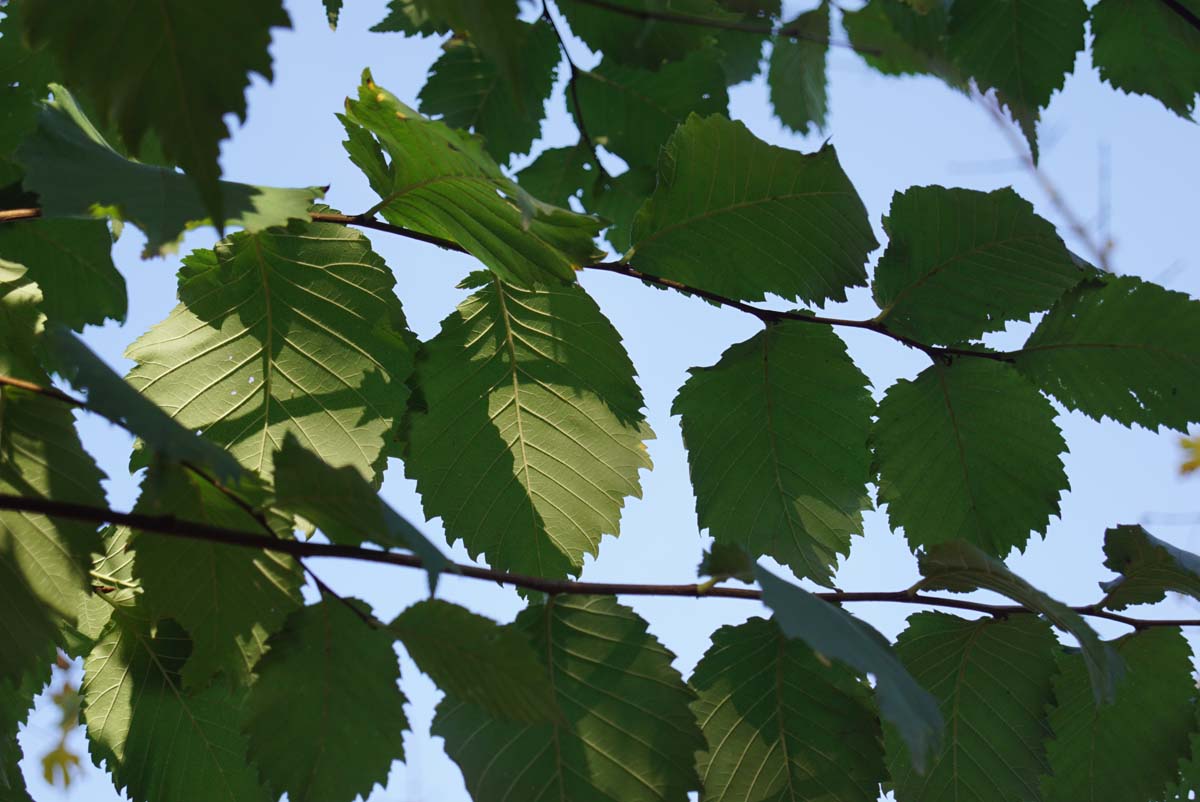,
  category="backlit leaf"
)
[1099,524,1200,610]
